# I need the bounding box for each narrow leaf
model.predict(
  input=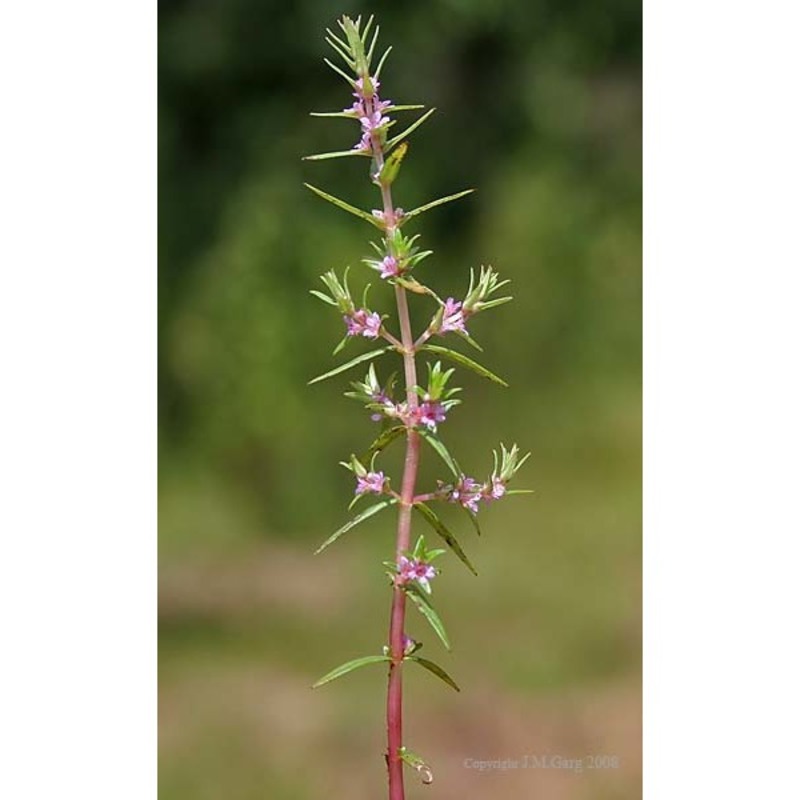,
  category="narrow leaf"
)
[304,183,383,227]
[361,425,406,463]
[308,347,391,385]
[401,189,475,224]
[385,107,437,151]
[421,344,508,387]
[309,111,359,118]
[374,45,392,78]
[309,289,336,306]
[454,329,484,352]
[405,584,451,650]
[417,429,460,477]
[323,57,356,87]
[385,104,426,113]
[505,488,534,495]
[315,499,396,554]
[313,654,390,688]
[460,505,482,537]
[414,502,478,576]
[303,149,370,161]
[407,656,461,692]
